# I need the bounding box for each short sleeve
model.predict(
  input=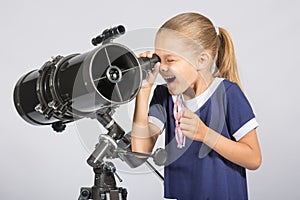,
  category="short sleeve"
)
[226,83,259,141]
[148,85,168,132]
